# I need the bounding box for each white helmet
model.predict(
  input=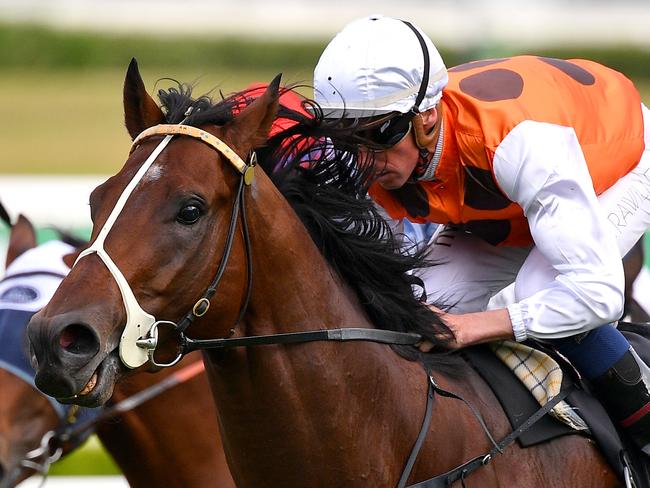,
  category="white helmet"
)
[314,14,448,119]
